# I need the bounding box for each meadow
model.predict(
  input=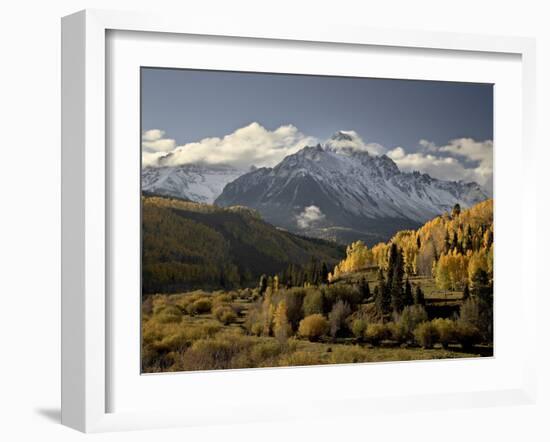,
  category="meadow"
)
[141,275,488,373]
